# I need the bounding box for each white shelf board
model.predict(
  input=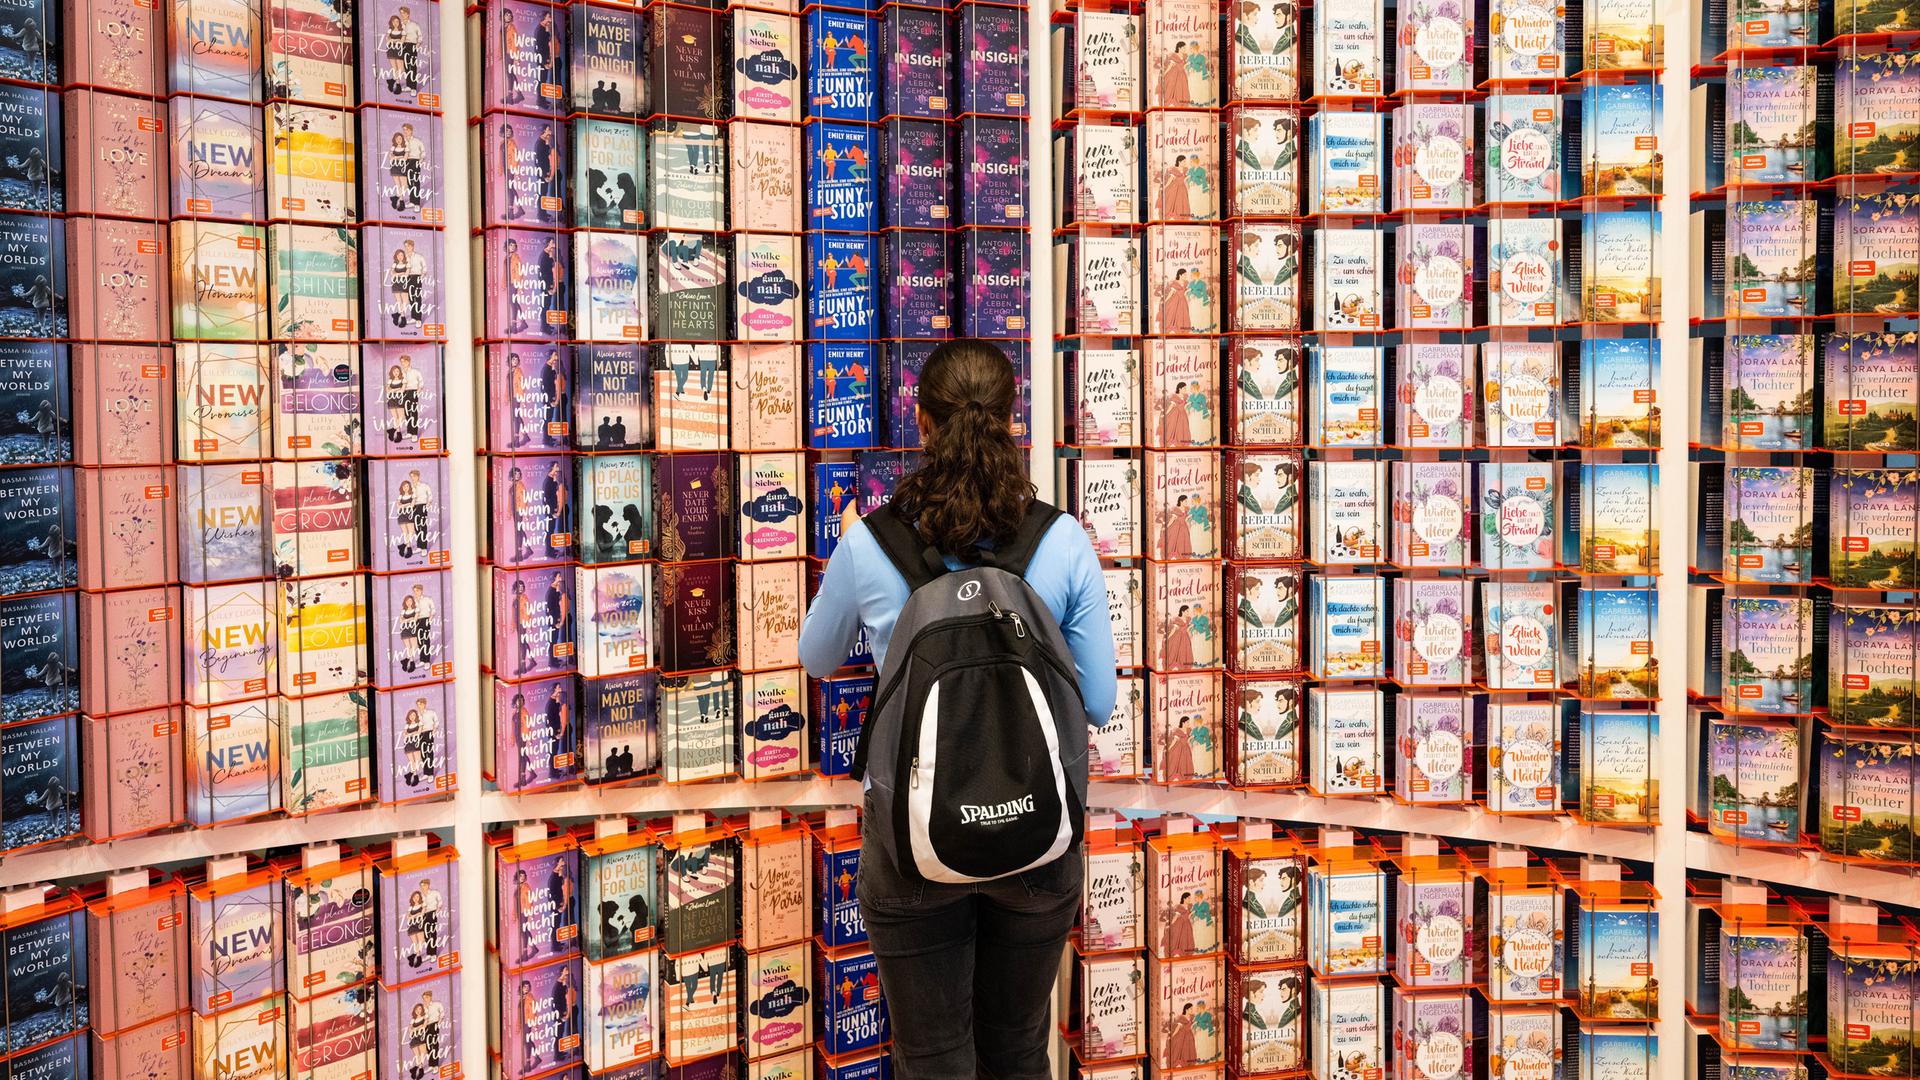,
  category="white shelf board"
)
[480,777,865,824]
[1686,833,1920,908]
